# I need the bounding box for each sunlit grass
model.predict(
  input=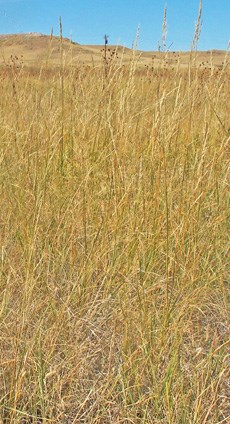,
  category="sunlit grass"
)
[0,48,229,423]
